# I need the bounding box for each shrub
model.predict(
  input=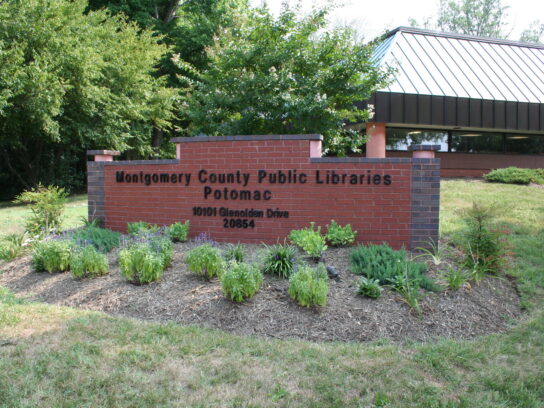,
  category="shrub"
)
[32,240,72,273]
[350,244,438,291]
[71,226,120,253]
[166,221,190,242]
[185,244,224,280]
[225,243,245,263]
[288,264,329,307]
[261,242,298,278]
[127,221,151,236]
[71,246,109,279]
[14,184,67,237]
[460,202,506,272]
[0,233,25,261]
[325,220,356,246]
[119,244,165,284]
[484,167,544,185]
[356,276,383,298]
[289,223,328,260]
[221,262,263,302]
